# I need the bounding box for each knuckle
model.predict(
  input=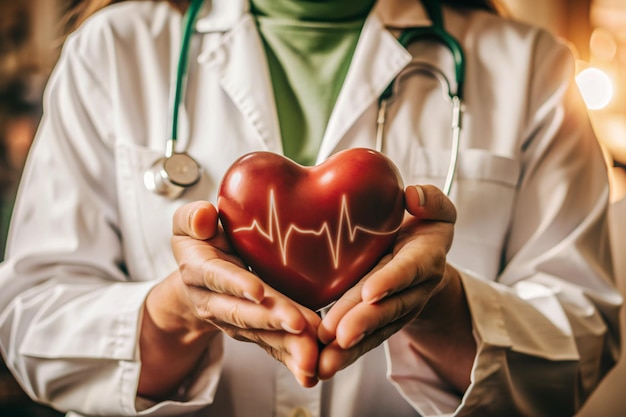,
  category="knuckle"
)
[359,325,401,360]
[377,323,402,345]
[261,343,286,365]
[225,303,247,329]
[447,201,458,224]
[195,298,218,323]
[433,188,446,212]
[413,250,447,283]
[426,185,456,223]
[225,327,246,341]
[195,295,249,331]
[431,251,447,276]
[201,259,221,291]
[391,294,415,322]
[220,324,254,343]
[177,260,196,284]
